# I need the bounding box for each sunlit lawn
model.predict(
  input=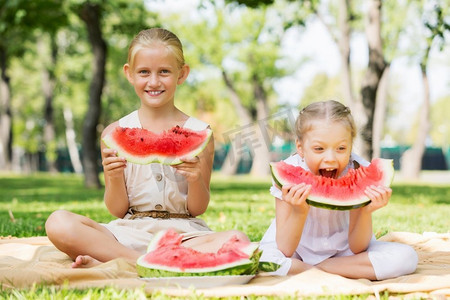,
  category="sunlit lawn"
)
[0,171,449,298]
[1,172,449,239]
